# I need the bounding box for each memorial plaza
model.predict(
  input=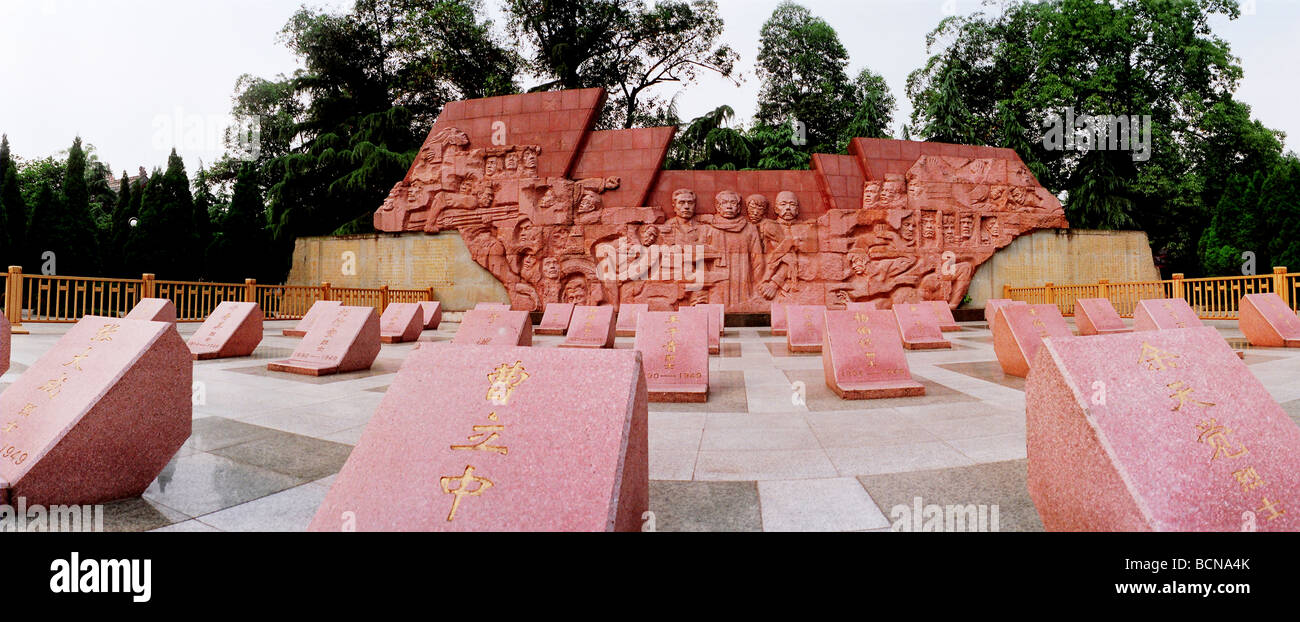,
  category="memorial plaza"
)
[4,313,1297,533]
